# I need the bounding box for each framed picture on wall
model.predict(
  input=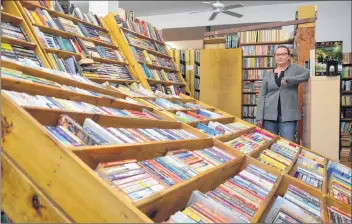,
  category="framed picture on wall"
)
[315,41,343,76]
